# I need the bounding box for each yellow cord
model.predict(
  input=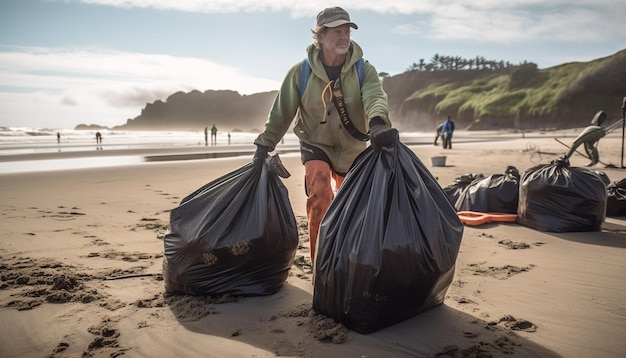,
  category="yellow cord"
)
[320,81,334,124]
